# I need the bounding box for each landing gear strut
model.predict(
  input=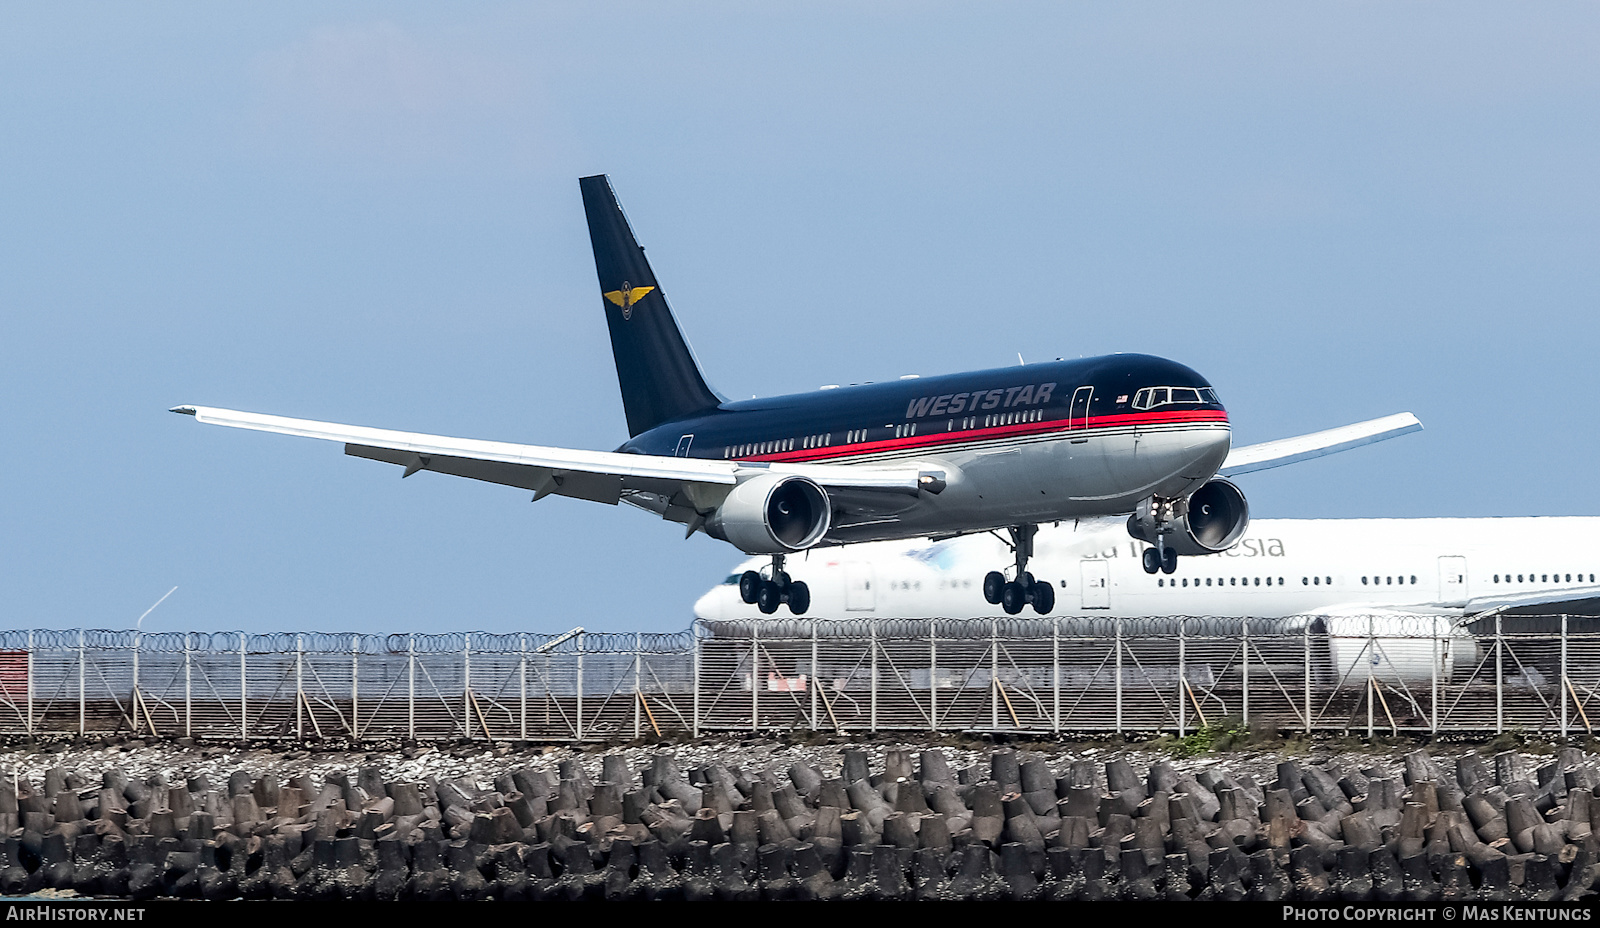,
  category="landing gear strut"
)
[982,524,1055,615]
[1141,540,1179,575]
[1134,496,1184,575]
[738,553,811,615]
